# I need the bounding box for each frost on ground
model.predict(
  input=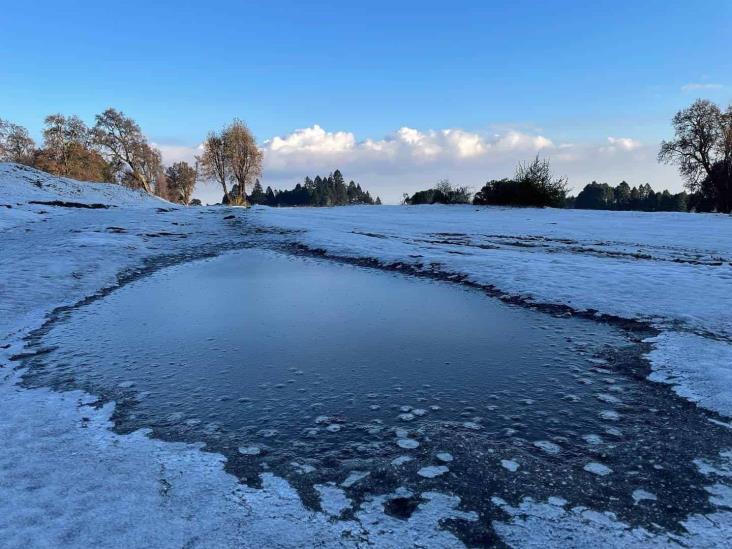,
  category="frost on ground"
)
[254,204,732,420]
[492,449,732,548]
[0,164,472,548]
[3,163,732,547]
